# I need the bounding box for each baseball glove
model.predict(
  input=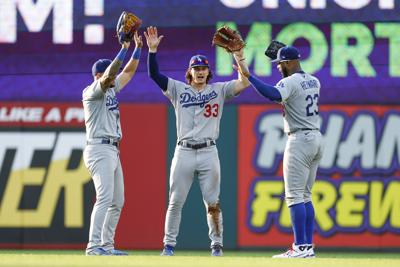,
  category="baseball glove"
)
[116,11,142,44]
[265,40,286,60]
[212,26,245,53]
